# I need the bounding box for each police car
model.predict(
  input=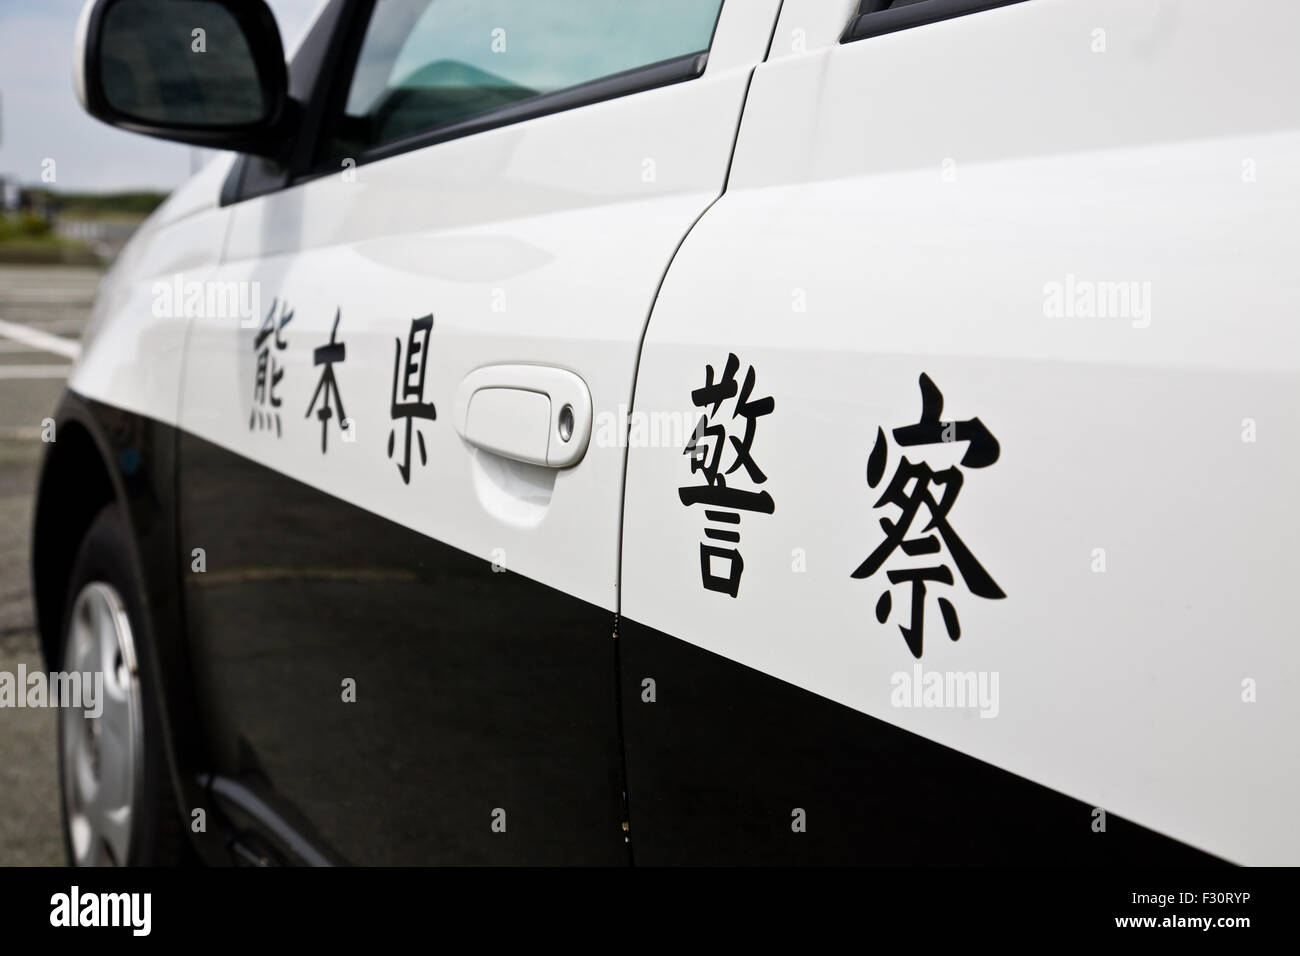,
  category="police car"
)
[37,0,1297,865]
